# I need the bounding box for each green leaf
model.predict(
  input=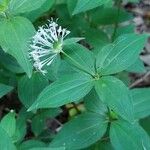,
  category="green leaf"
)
[63,37,84,45]
[57,60,77,78]
[0,17,35,77]
[140,116,150,137]
[131,88,150,119]
[95,76,134,122]
[114,24,135,39]
[28,73,94,111]
[18,140,46,150]
[110,120,150,150]
[85,28,109,54]
[0,83,13,99]
[0,49,24,73]
[63,43,95,76]
[85,141,114,150]
[0,126,16,150]
[18,72,49,108]
[90,7,132,25]
[50,112,108,149]
[12,111,27,143]
[31,109,61,135]
[126,58,146,73]
[30,148,65,150]
[0,0,10,12]
[72,0,110,15]
[24,0,55,22]
[0,111,16,137]
[67,0,77,16]
[84,89,107,115]
[96,34,148,75]
[8,0,47,15]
